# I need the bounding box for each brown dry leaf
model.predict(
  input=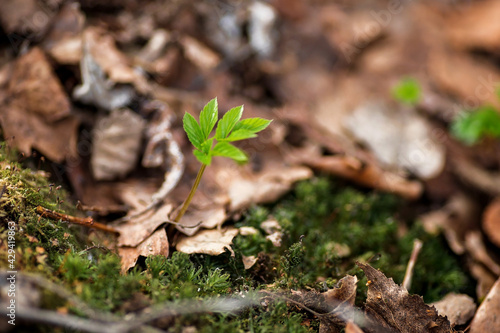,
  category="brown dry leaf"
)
[43,2,85,64]
[469,277,500,333]
[1,47,78,162]
[305,155,422,200]
[446,0,500,52]
[430,293,476,326]
[8,47,70,122]
[81,27,149,93]
[322,275,358,309]
[357,262,456,333]
[114,202,173,248]
[242,255,258,270]
[91,109,146,181]
[176,207,226,236]
[345,321,364,333]
[483,198,500,247]
[176,227,239,256]
[1,93,78,164]
[429,50,500,109]
[179,35,221,71]
[226,166,312,211]
[118,228,169,273]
